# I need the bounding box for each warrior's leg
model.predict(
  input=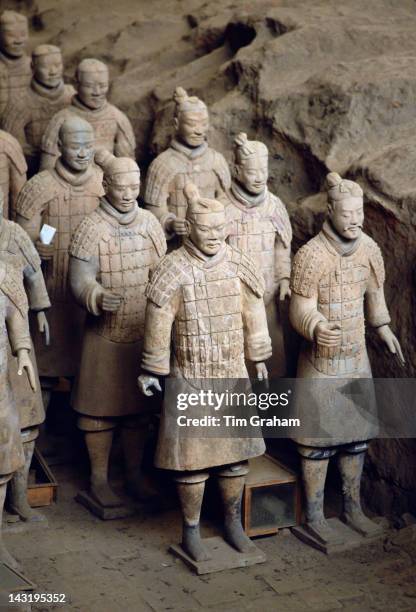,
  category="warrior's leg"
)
[79,416,122,508]
[216,462,255,553]
[175,471,210,562]
[122,415,157,502]
[339,443,382,537]
[298,445,342,543]
[9,428,45,521]
[0,476,19,570]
